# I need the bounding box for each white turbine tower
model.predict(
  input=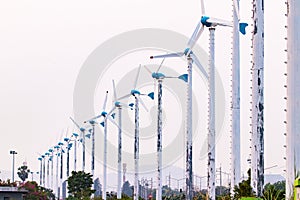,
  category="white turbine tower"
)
[144,59,187,200]
[150,1,246,199]
[250,0,264,197]
[69,117,87,172]
[286,0,300,199]
[48,148,54,190]
[85,91,118,200]
[117,65,154,200]
[107,80,133,199]
[231,0,248,192]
